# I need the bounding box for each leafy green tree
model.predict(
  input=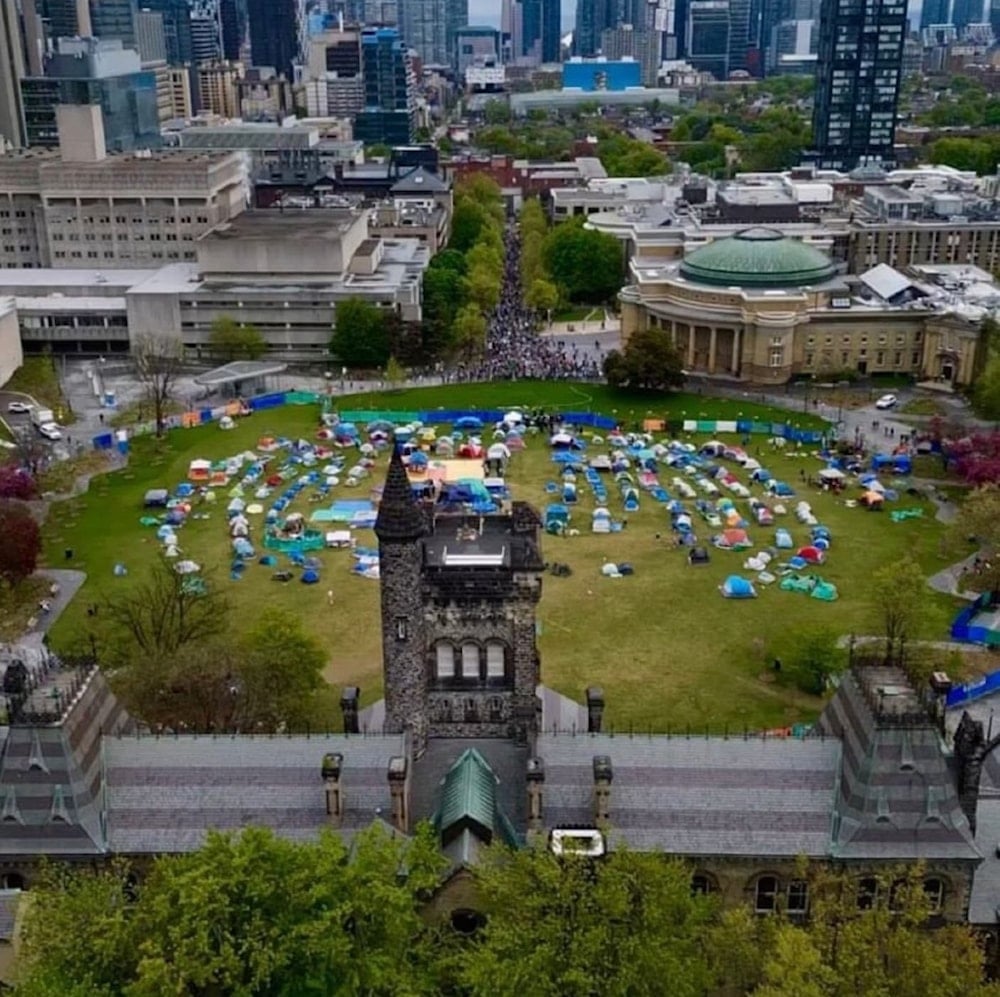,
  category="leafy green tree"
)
[449,201,493,254]
[459,847,714,997]
[457,175,505,225]
[331,298,390,368]
[384,355,407,391]
[542,219,624,303]
[465,265,501,313]
[16,826,448,996]
[453,303,487,358]
[953,484,1000,599]
[596,134,669,177]
[475,126,521,155]
[974,353,1000,420]
[482,98,512,124]
[603,327,686,391]
[870,556,927,662]
[787,629,843,695]
[208,316,267,362]
[525,277,559,318]
[422,265,468,358]
[466,241,504,279]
